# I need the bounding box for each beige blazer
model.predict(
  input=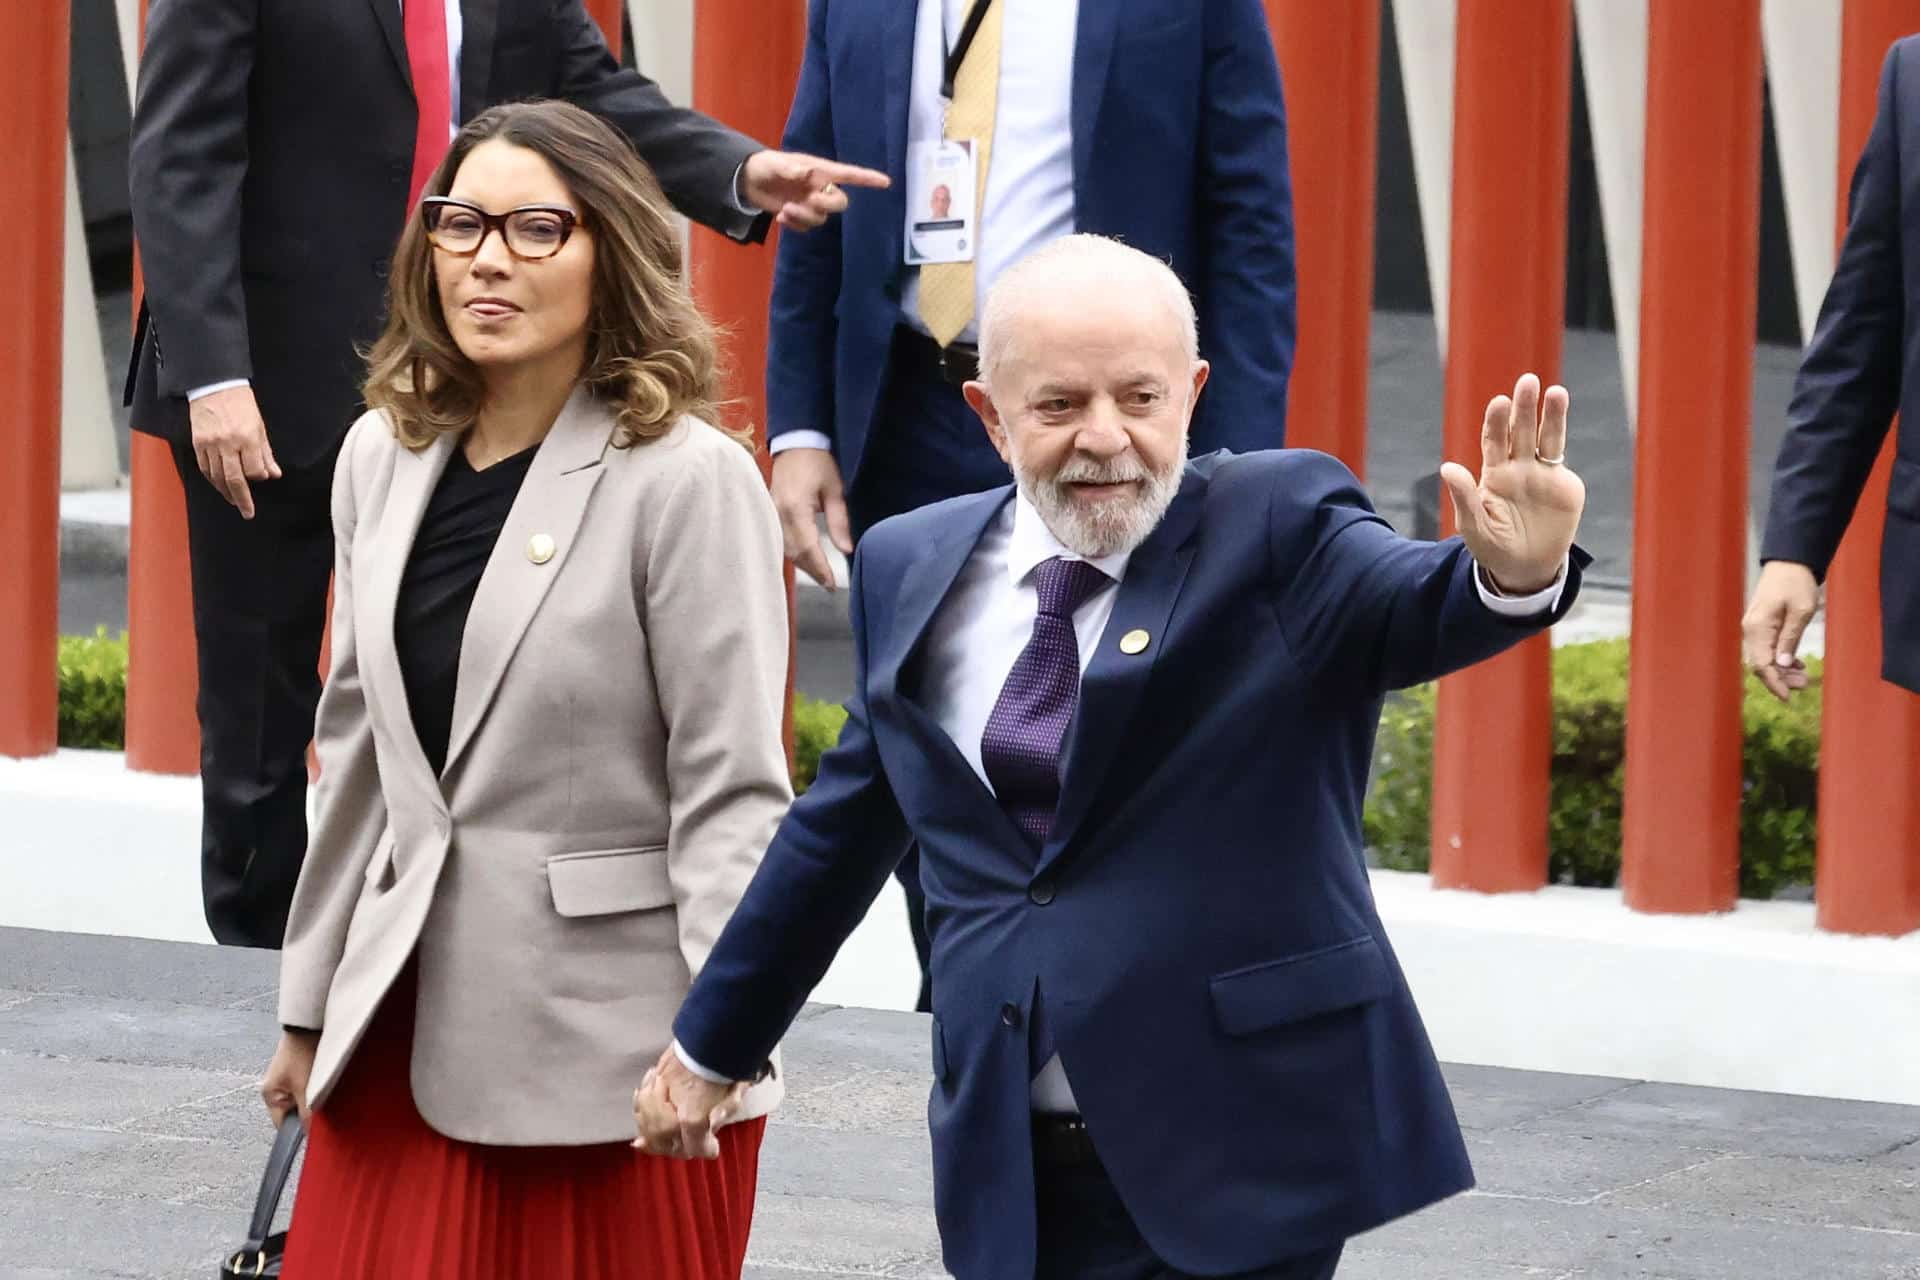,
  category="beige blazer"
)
[280,388,792,1146]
